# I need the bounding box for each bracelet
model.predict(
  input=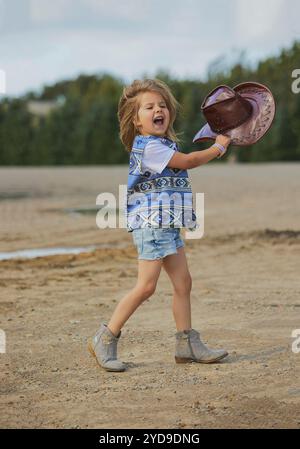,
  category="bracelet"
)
[212,143,226,159]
